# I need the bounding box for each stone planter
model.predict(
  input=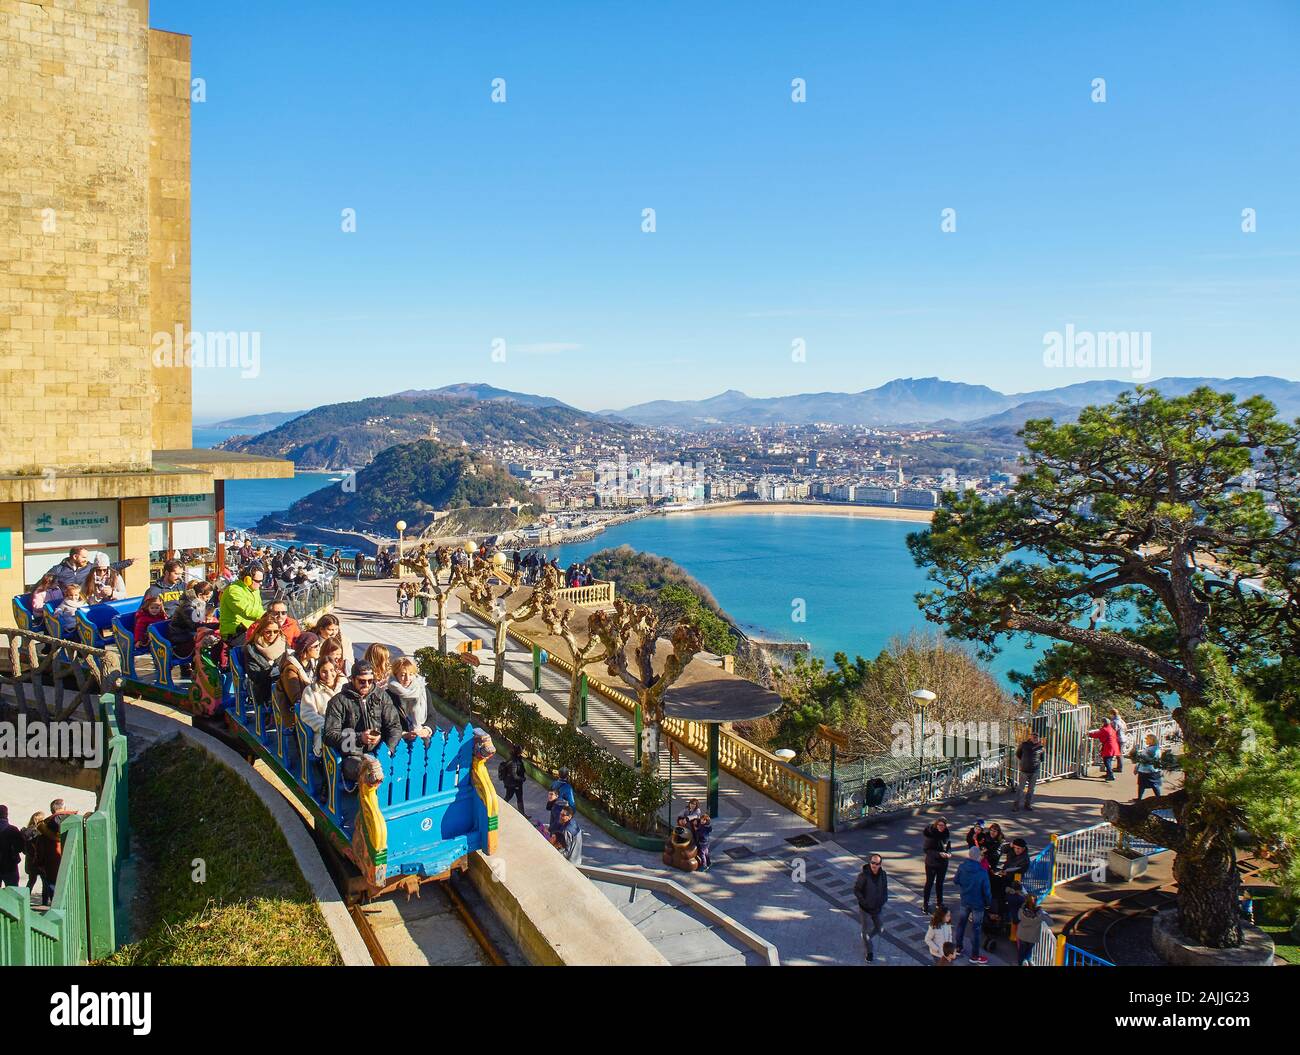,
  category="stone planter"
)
[1107,848,1149,882]
[1151,906,1275,966]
